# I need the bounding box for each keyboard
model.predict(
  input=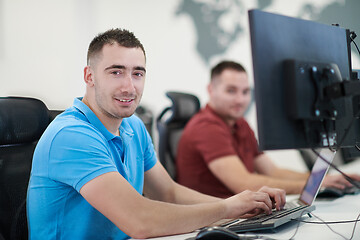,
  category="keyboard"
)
[344,183,360,194]
[221,202,310,232]
[317,182,360,199]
